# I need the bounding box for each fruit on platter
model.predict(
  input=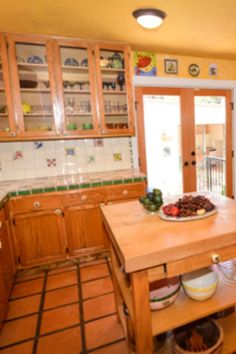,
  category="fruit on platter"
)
[162,195,215,218]
[139,188,163,212]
